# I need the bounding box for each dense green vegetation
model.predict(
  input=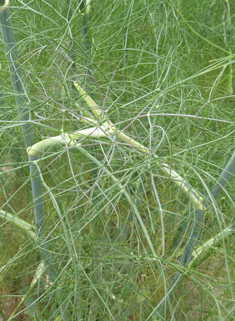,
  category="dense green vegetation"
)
[0,0,235,320]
